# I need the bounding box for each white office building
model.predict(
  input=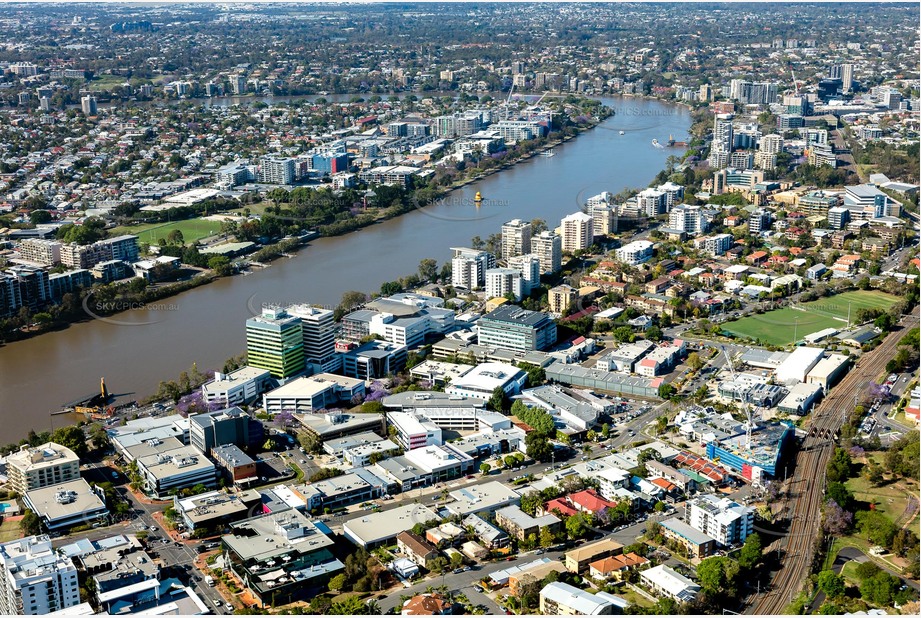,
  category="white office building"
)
[201,366,272,406]
[388,412,443,450]
[288,305,338,371]
[446,362,527,401]
[0,536,81,615]
[560,211,594,252]
[262,374,365,414]
[135,446,217,498]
